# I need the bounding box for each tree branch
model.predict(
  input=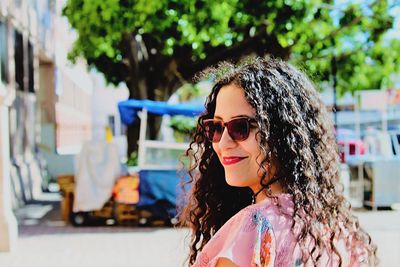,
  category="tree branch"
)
[178,26,290,80]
